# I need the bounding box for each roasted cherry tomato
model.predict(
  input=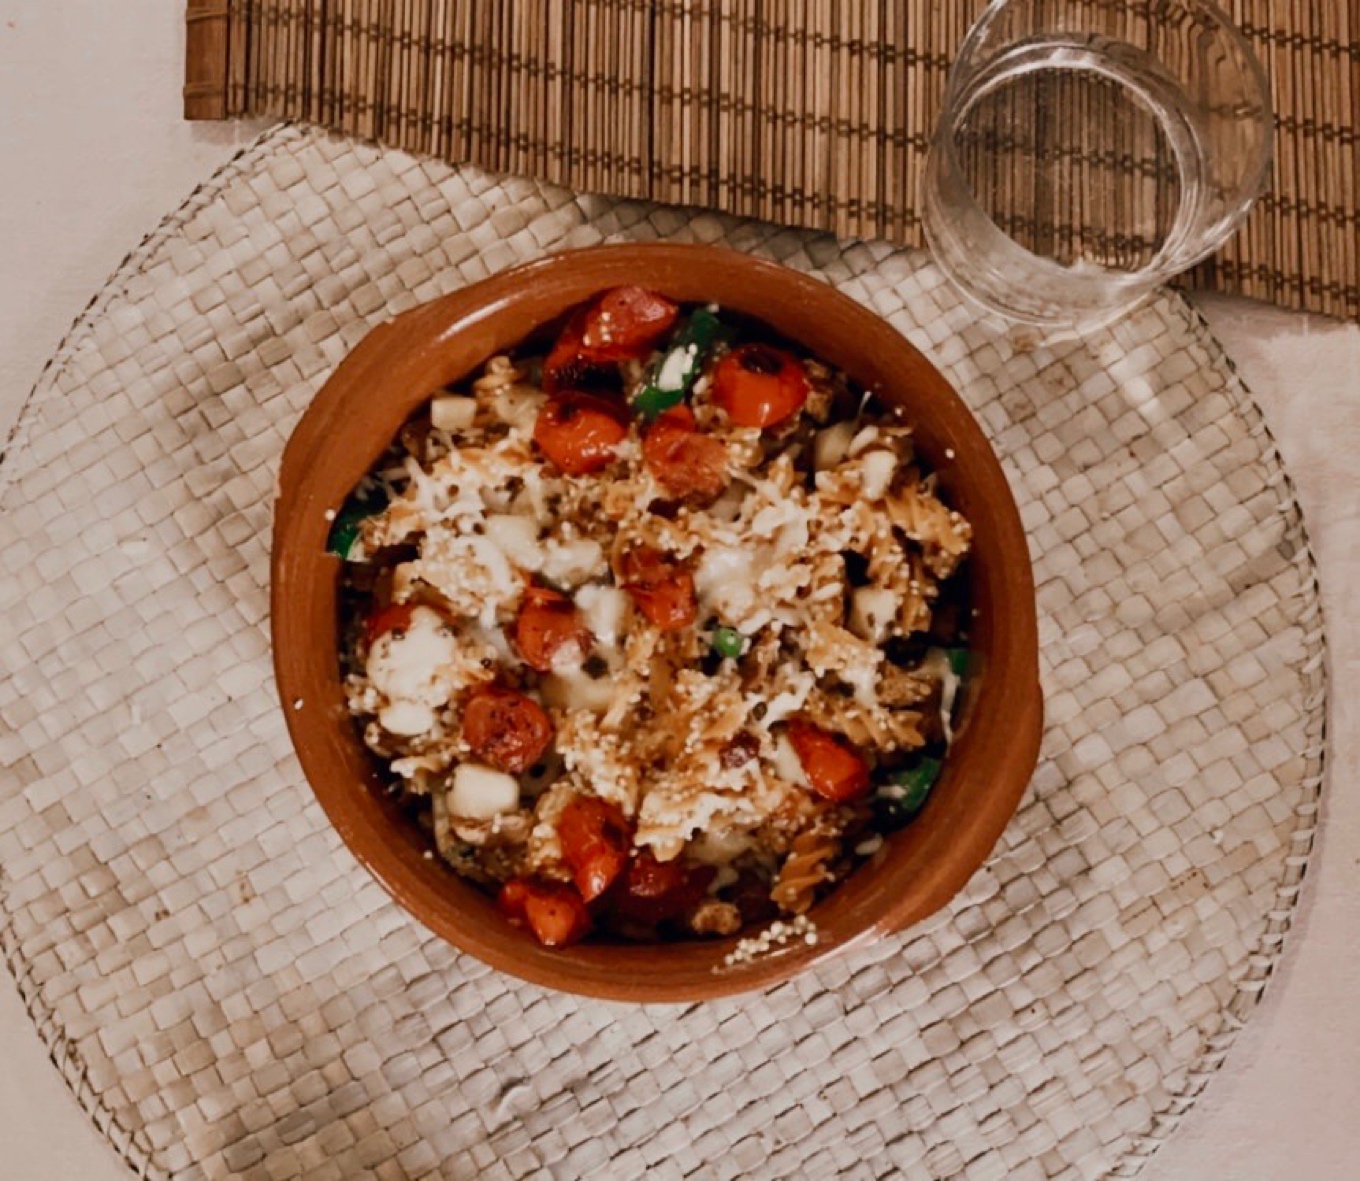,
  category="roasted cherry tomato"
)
[533,393,628,475]
[498,878,592,947]
[364,602,417,647]
[642,405,729,501]
[558,796,632,902]
[787,719,872,803]
[461,685,554,774]
[580,286,679,360]
[542,288,679,392]
[498,878,532,917]
[618,547,697,632]
[513,585,593,672]
[611,851,715,925]
[711,344,810,429]
[542,310,614,394]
